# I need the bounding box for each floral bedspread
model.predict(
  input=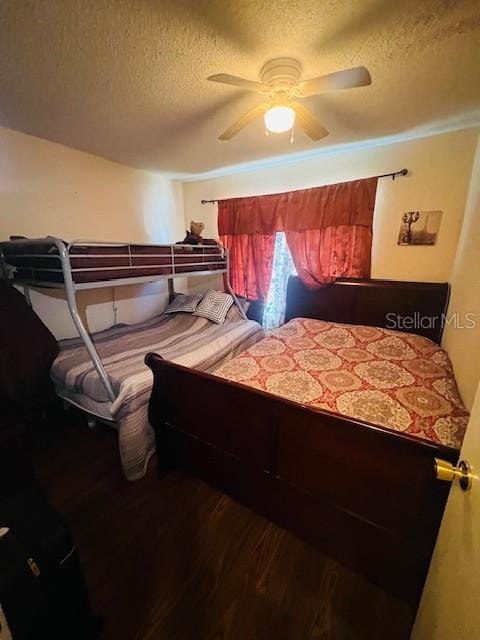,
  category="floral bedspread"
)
[214,318,469,449]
